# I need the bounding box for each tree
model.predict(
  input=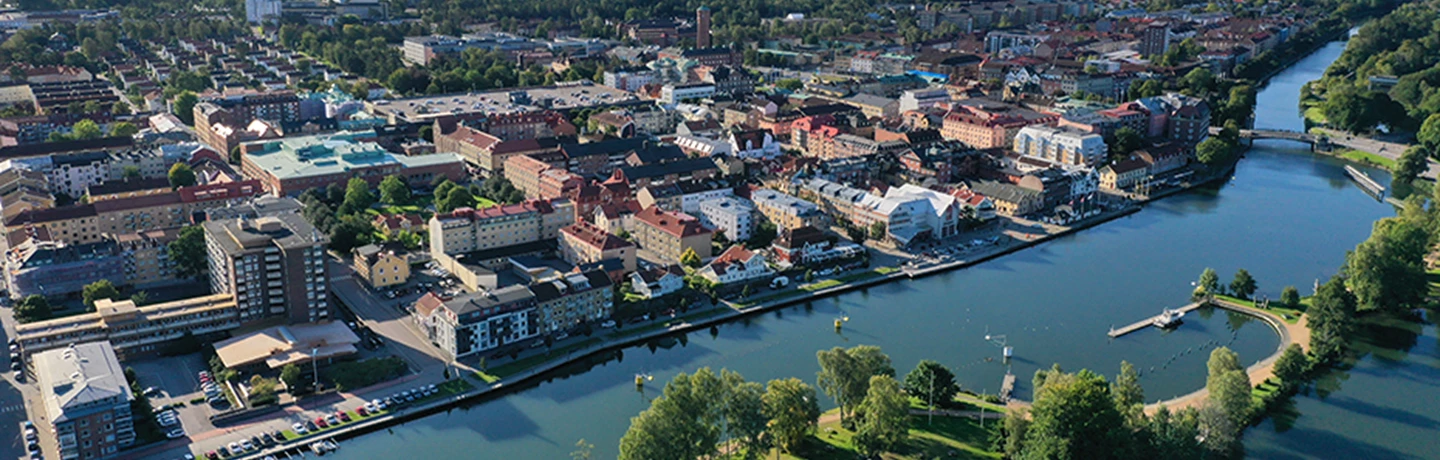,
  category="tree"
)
[902,360,959,410]
[1112,361,1144,419]
[121,165,141,180]
[173,91,199,125]
[1021,368,1127,459]
[168,162,196,189]
[721,370,768,457]
[570,439,594,460]
[82,279,120,309]
[342,177,375,213]
[1272,343,1308,389]
[71,119,102,140]
[1197,267,1220,295]
[617,368,724,460]
[379,175,410,205]
[129,290,148,306]
[110,121,139,138]
[1229,269,1256,300]
[1181,67,1215,94]
[763,377,820,453]
[1205,347,1251,429]
[279,363,304,390]
[853,375,909,456]
[436,186,473,213]
[1280,286,1300,308]
[869,222,887,240]
[1108,126,1143,160]
[1394,146,1429,186]
[1308,276,1356,362]
[746,221,777,249]
[1345,217,1429,312]
[1419,113,1440,151]
[846,225,866,243]
[328,214,374,253]
[1196,137,1233,166]
[680,247,702,268]
[816,345,893,427]
[168,225,207,279]
[775,78,804,91]
[14,294,51,323]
